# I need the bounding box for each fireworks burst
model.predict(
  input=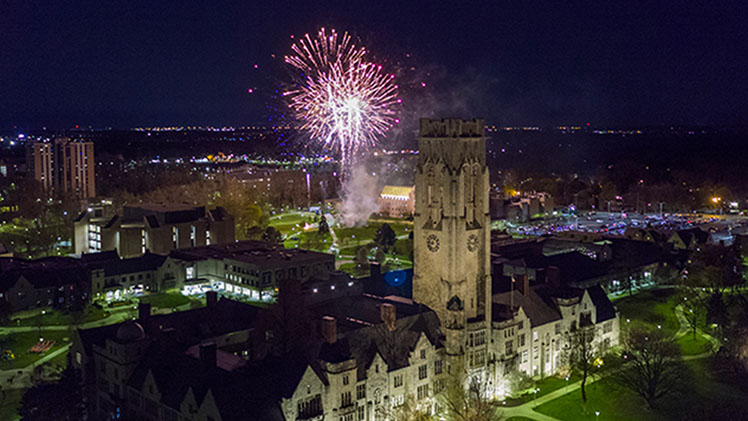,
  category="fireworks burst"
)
[284,28,399,176]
